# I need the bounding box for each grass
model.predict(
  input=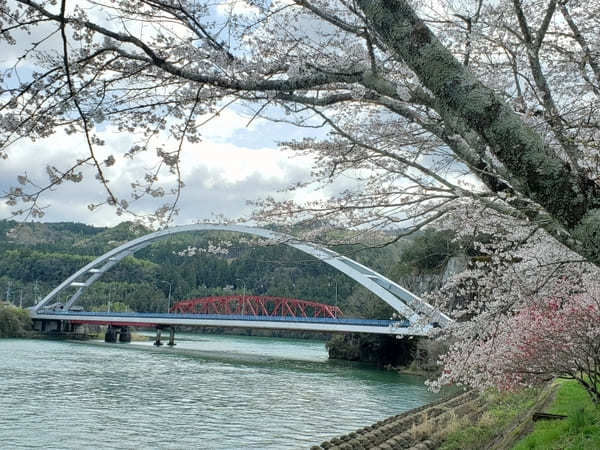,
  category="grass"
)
[512,379,600,450]
[410,413,434,441]
[439,388,540,450]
